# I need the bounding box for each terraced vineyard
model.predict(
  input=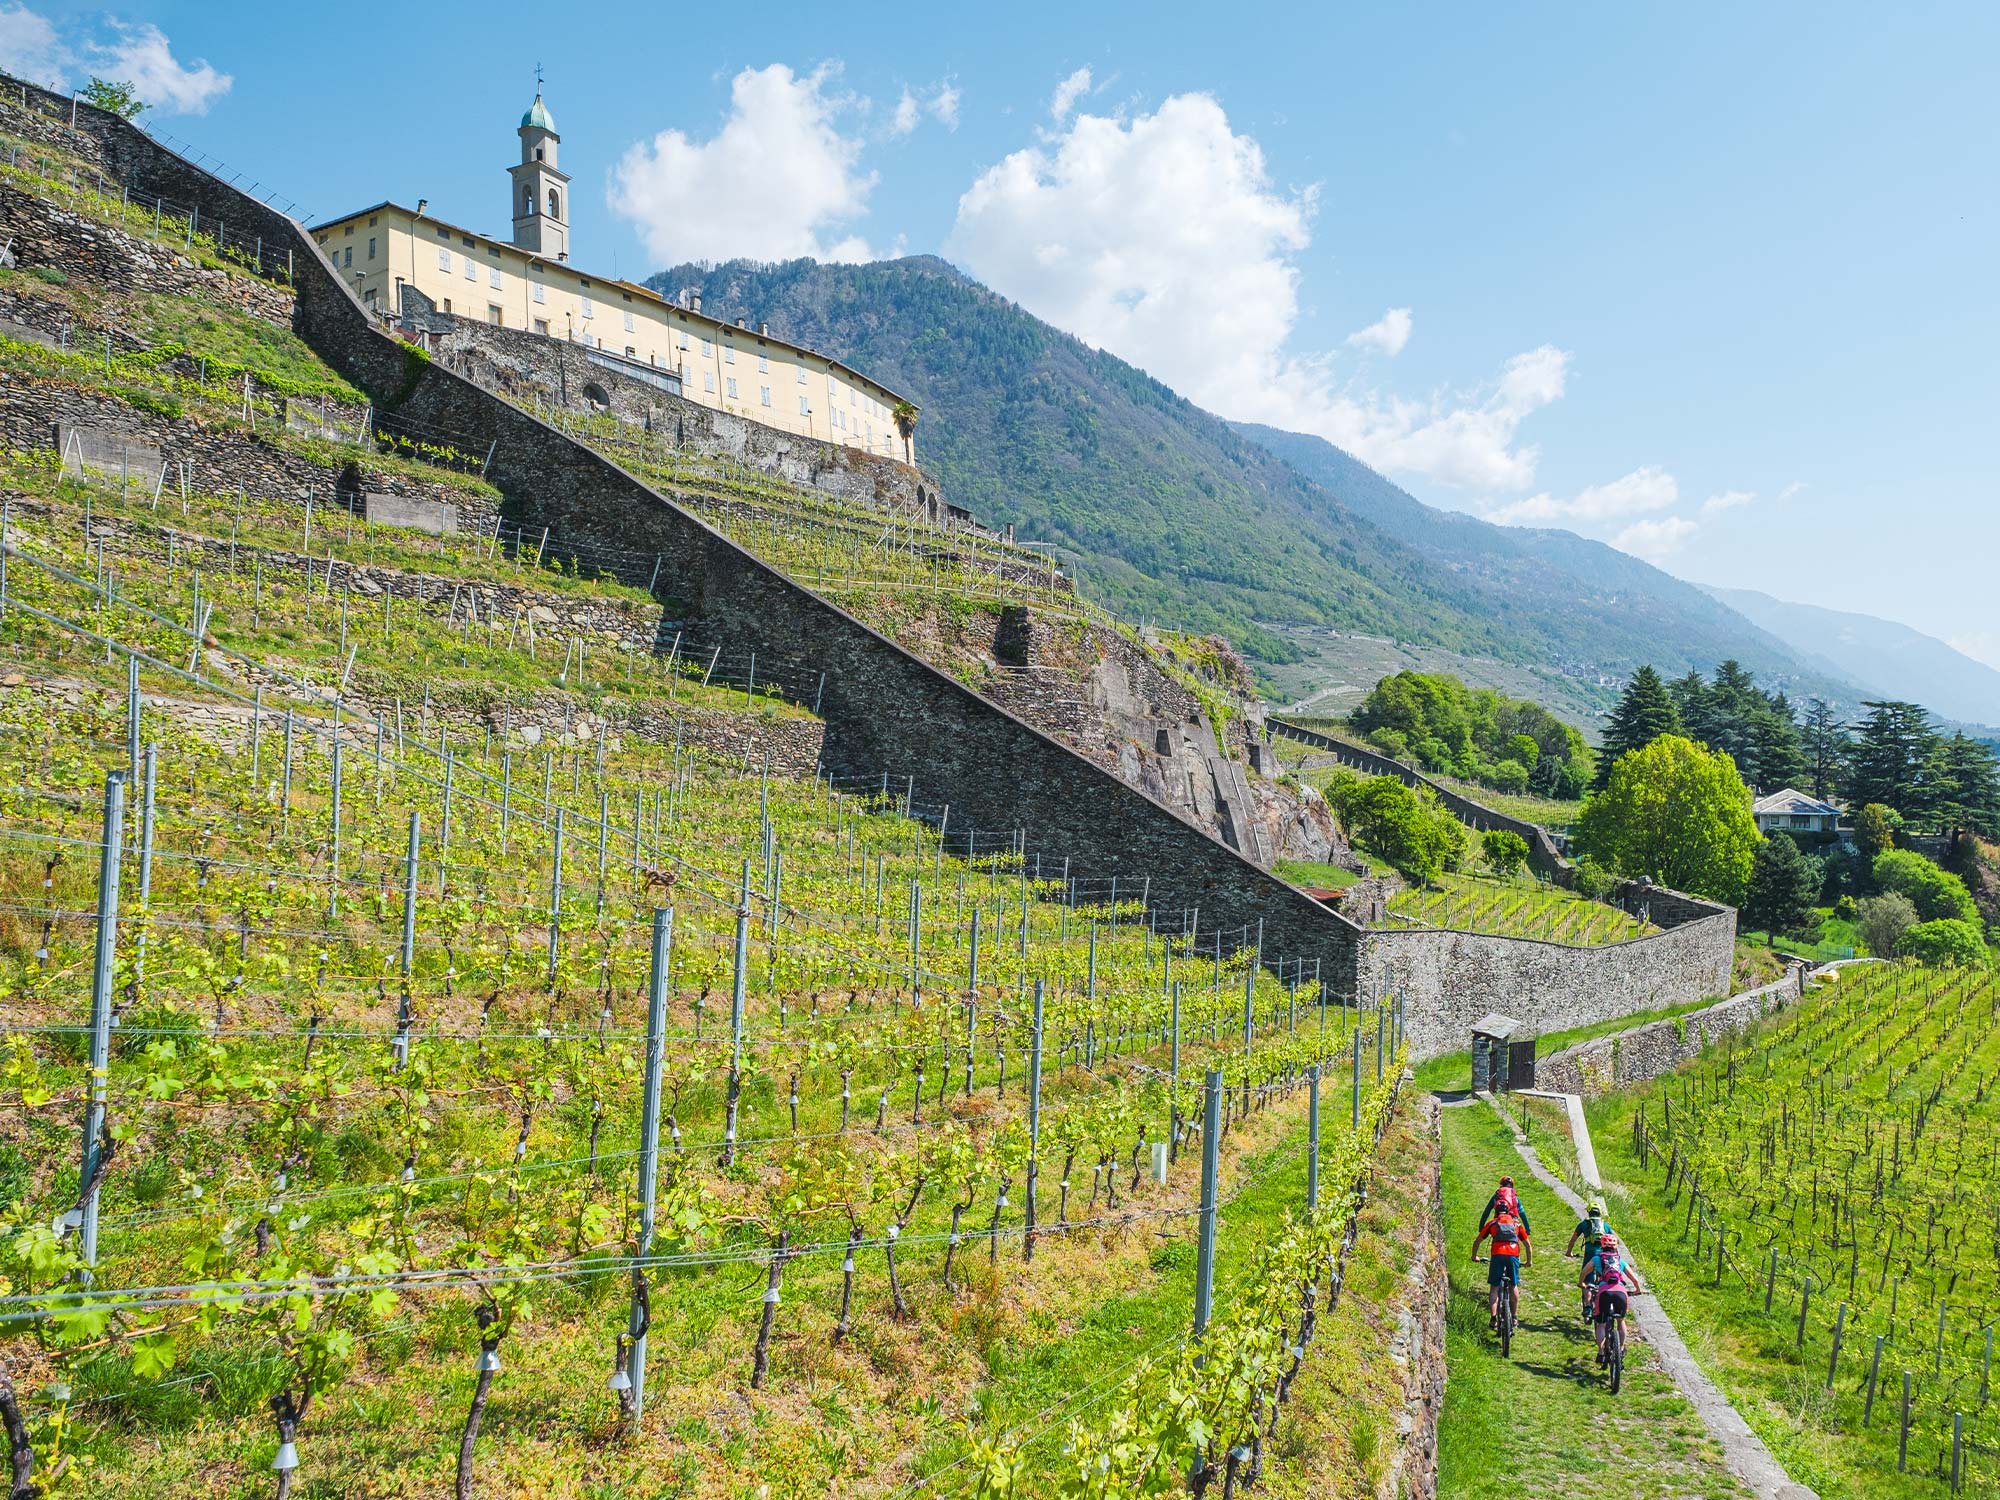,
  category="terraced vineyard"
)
[1378,872,1657,946]
[1590,964,2000,1495]
[0,94,1426,1497]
